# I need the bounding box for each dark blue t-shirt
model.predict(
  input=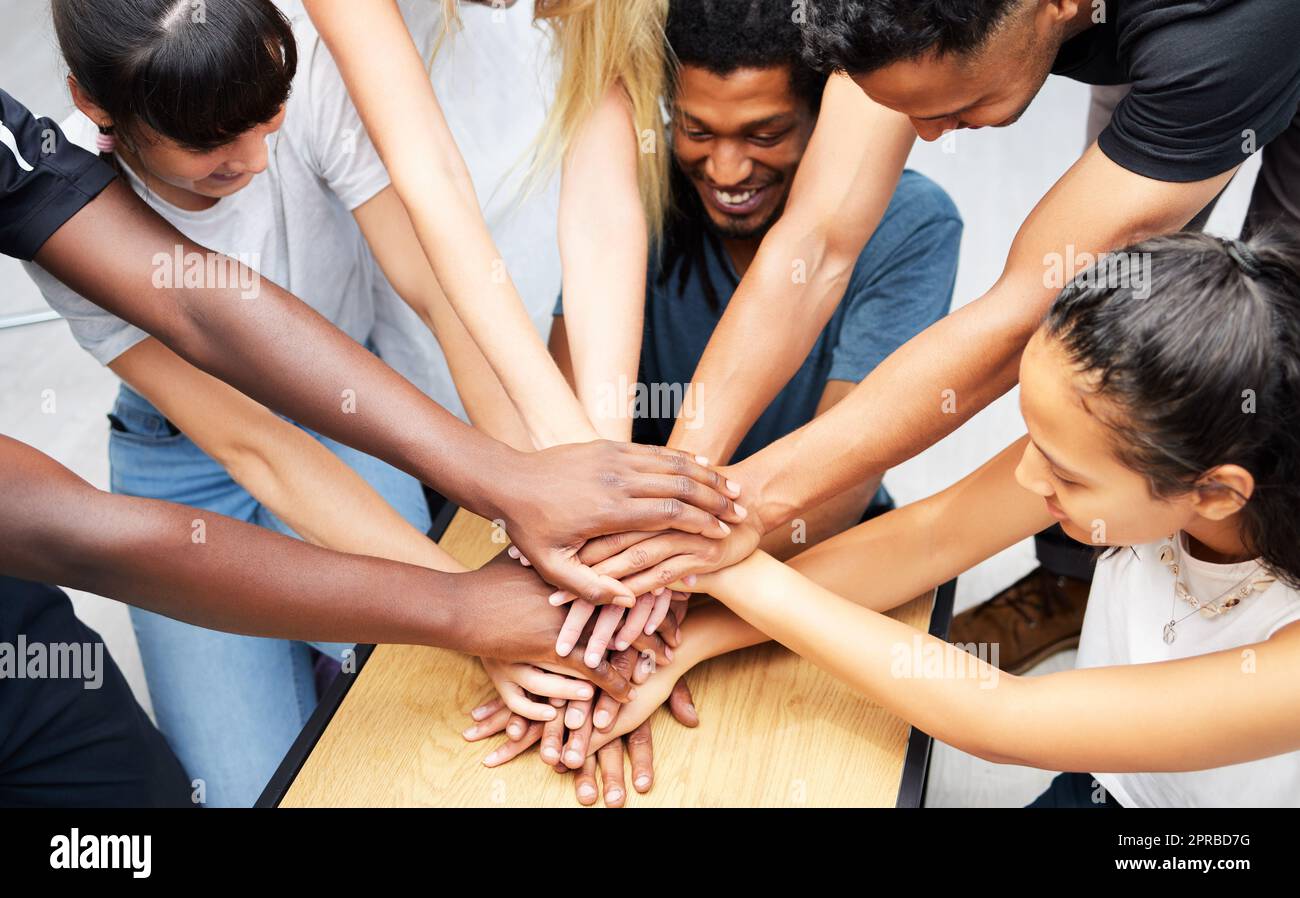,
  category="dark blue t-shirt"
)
[616,169,961,466]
